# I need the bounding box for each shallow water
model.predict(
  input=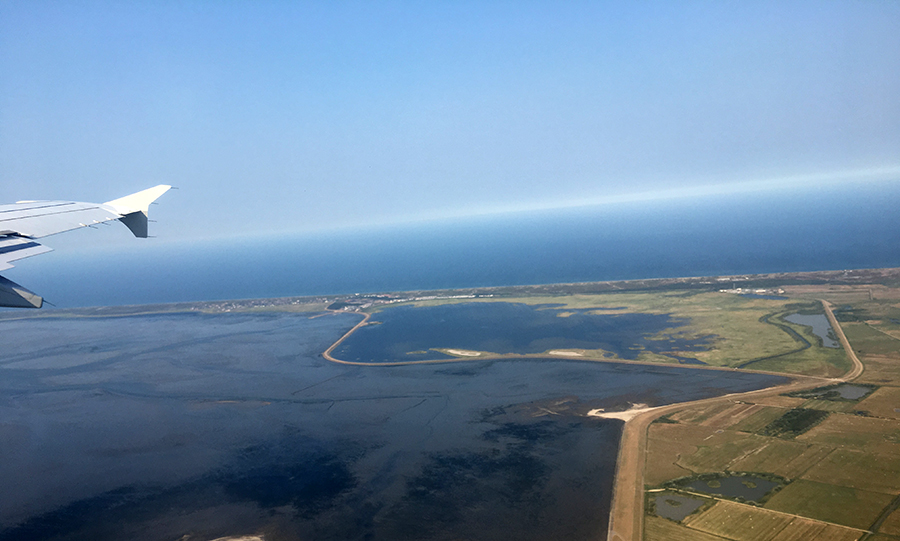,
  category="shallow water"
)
[0,311,786,540]
[335,302,712,363]
[652,492,706,521]
[815,384,873,400]
[784,313,839,348]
